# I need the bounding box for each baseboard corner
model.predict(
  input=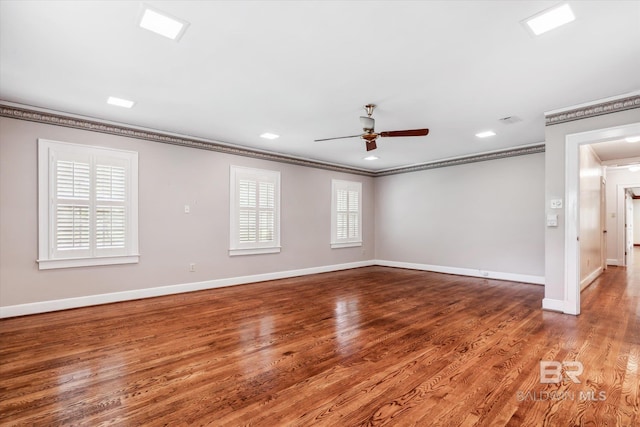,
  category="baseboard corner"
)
[542,298,565,312]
